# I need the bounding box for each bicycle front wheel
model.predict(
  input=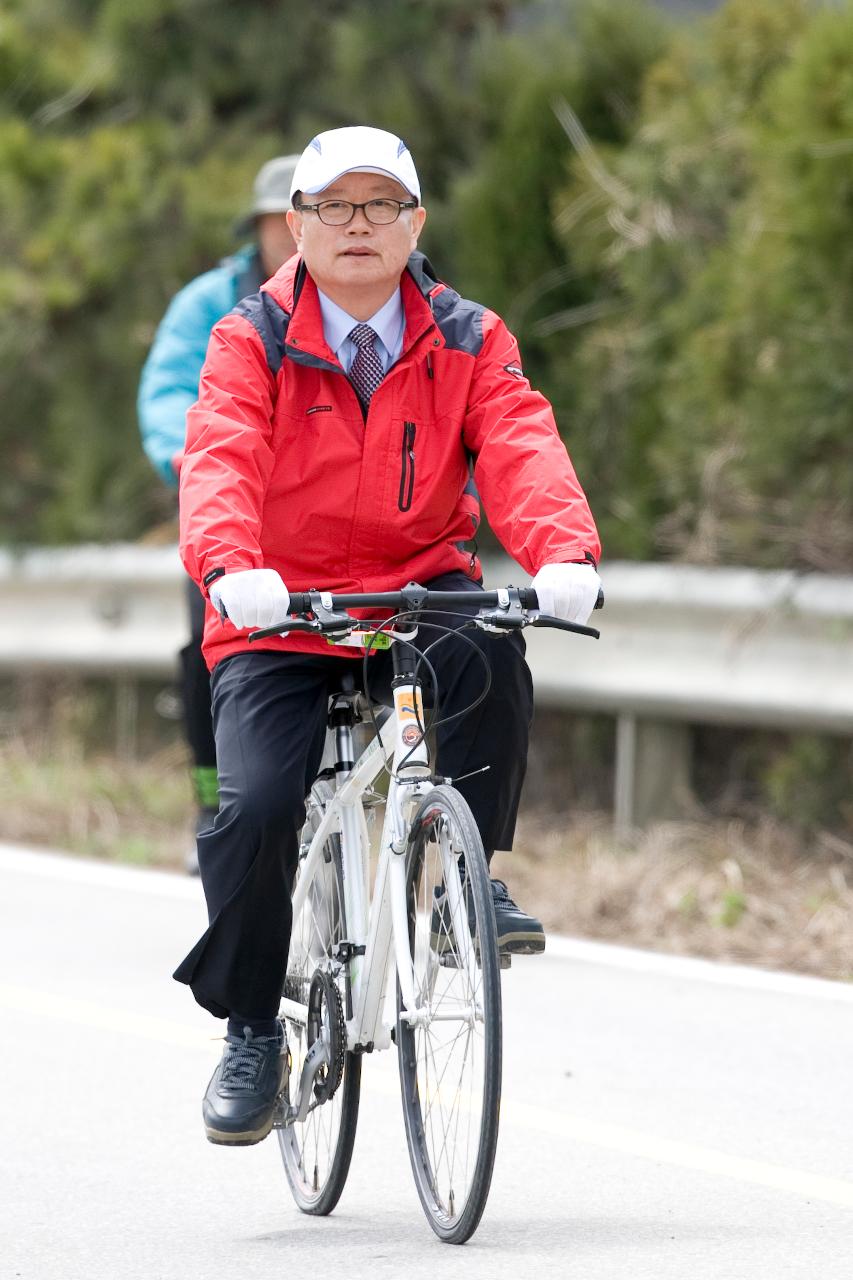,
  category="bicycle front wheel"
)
[396,785,502,1244]
[278,780,361,1215]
